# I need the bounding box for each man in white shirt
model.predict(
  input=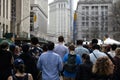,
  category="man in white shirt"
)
[89,44,107,64]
